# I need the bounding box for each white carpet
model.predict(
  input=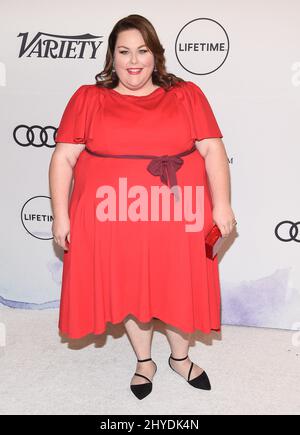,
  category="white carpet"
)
[0,304,299,415]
